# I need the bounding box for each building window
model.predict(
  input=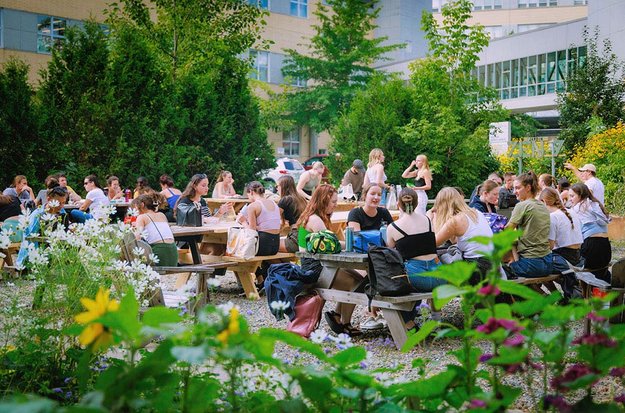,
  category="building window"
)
[283,129,300,156]
[249,50,269,82]
[248,0,269,9]
[290,0,308,18]
[574,0,588,5]
[37,15,67,54]
[518,0,557,7]
[292,77,307,88]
